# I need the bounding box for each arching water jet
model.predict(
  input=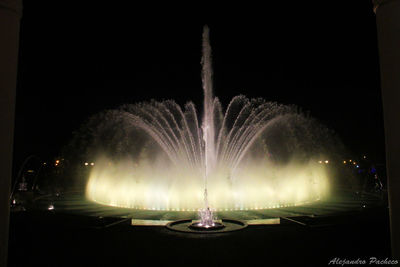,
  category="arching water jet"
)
[83,26,332,222]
